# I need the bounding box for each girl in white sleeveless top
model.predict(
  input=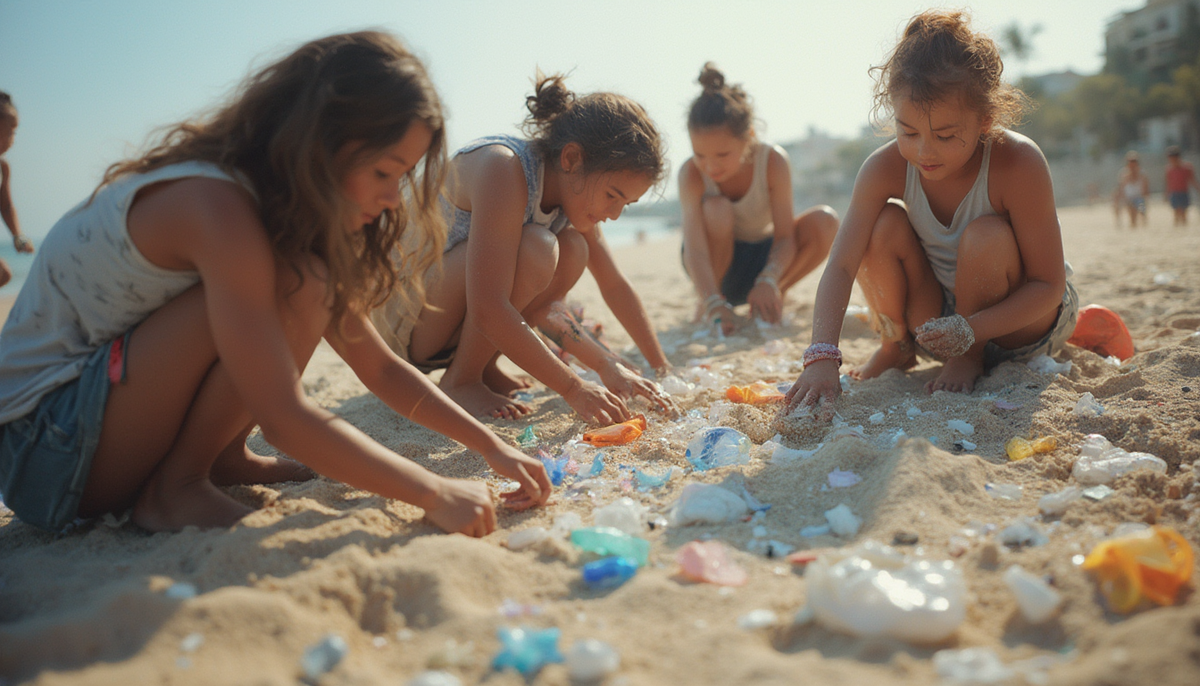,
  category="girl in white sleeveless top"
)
[679,63,839,335]
[788,10,1077,415]
[0,33,550,535]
